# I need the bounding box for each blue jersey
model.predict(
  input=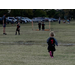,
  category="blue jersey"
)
[47,37,58,51]
[3,15,6,24]
[47,37,58,46]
